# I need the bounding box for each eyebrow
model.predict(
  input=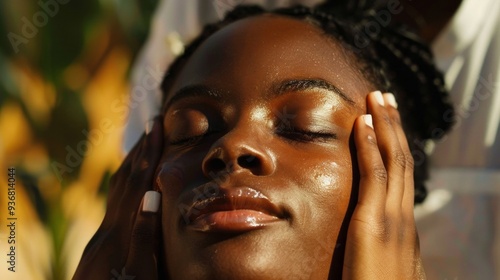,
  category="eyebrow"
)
[164,78,355,110]
[272,79,355,105]
[164,85,224,110]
